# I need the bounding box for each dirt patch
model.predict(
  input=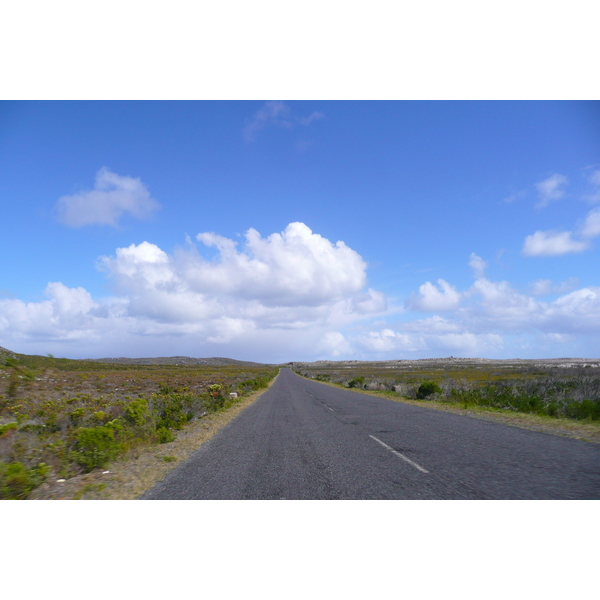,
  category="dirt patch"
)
[28,372,279,500]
